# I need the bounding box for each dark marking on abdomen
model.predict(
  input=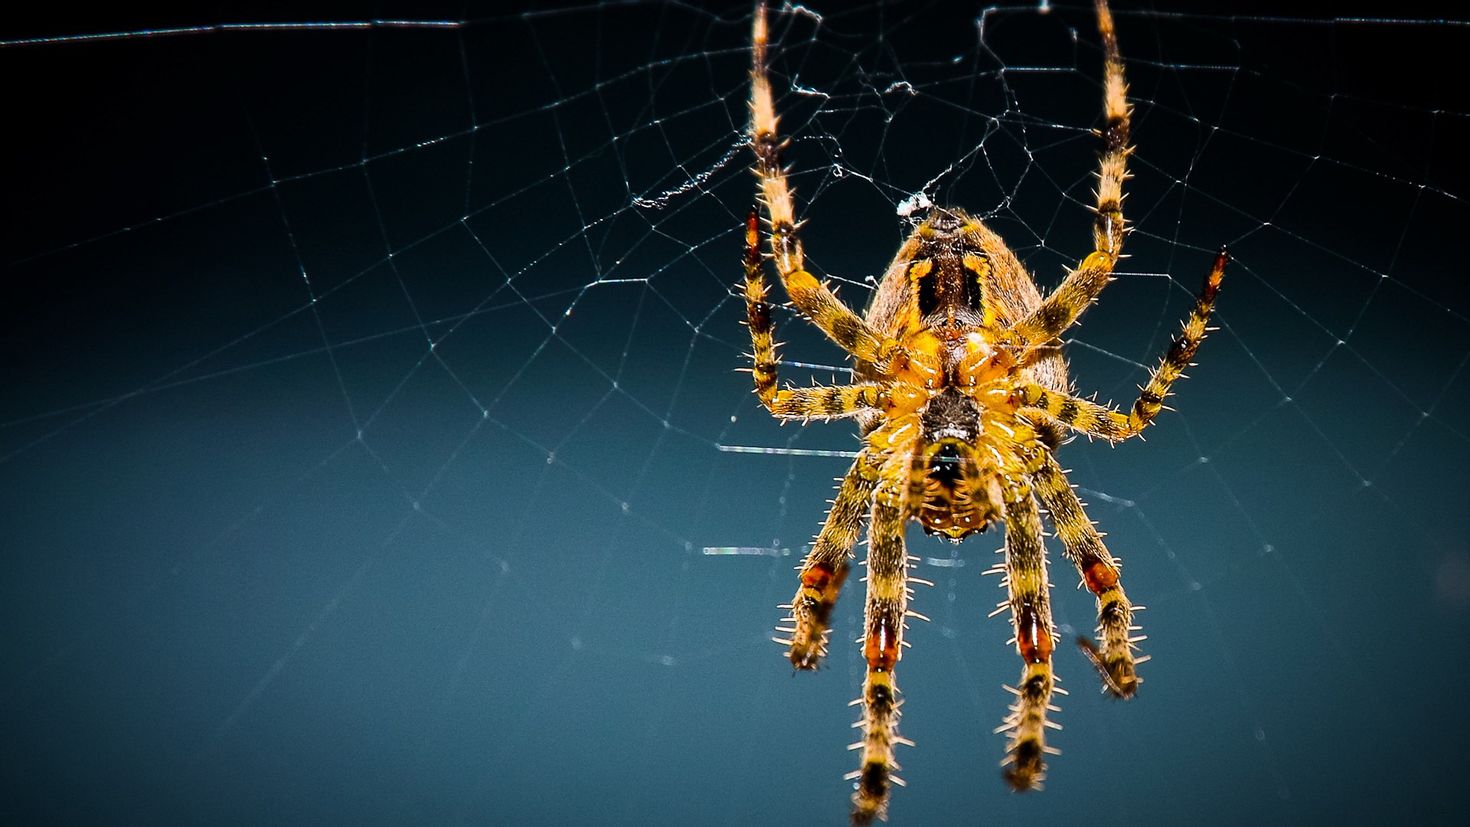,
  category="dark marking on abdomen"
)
[914,249,985,319]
